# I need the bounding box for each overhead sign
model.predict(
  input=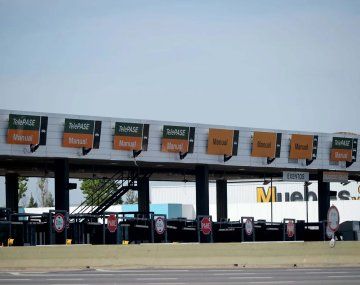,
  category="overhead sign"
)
[207,128,239,156]
[330,137,357,162]
[289,134,315,160]
[63,118,101,149]
[327,205,340,232]
[113,122,149,151]
[7,114,48,145]
[323,171,348,183]
[161,125,195,153]
[251,131,282,158]
[283,171,309,182]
